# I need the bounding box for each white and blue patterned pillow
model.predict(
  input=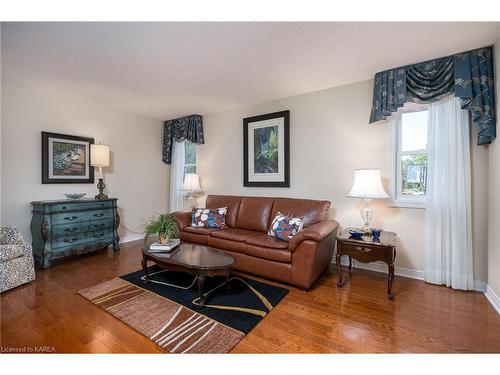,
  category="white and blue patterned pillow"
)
[267,212,304,241]
[191,207,228,228]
